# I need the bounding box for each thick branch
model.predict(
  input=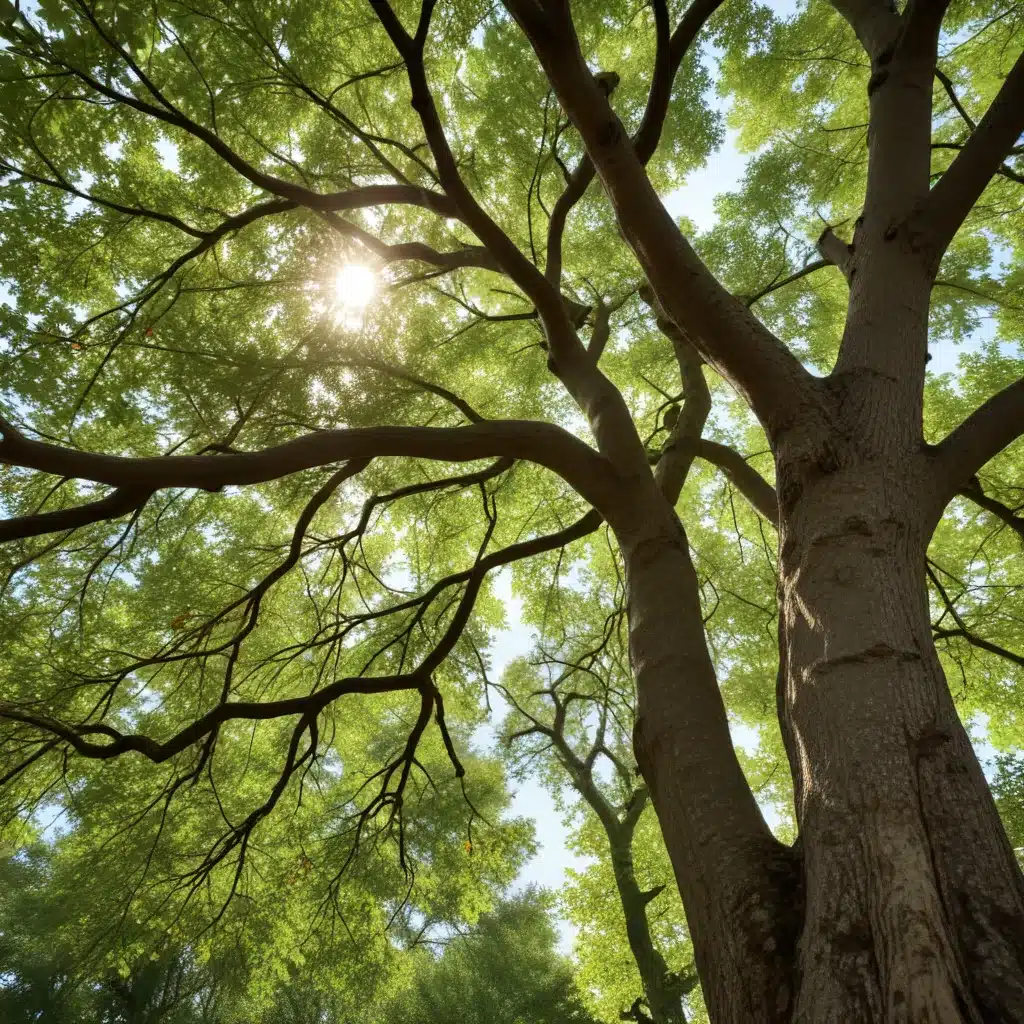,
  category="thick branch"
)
[815,228,853,281]
[828,0,901,58]
[0,485,153,542]
[0,419,616,517]
[918,50,1024,261]
[544,0,724,287]
[504,0,819,436]
[928,375,1024,504]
